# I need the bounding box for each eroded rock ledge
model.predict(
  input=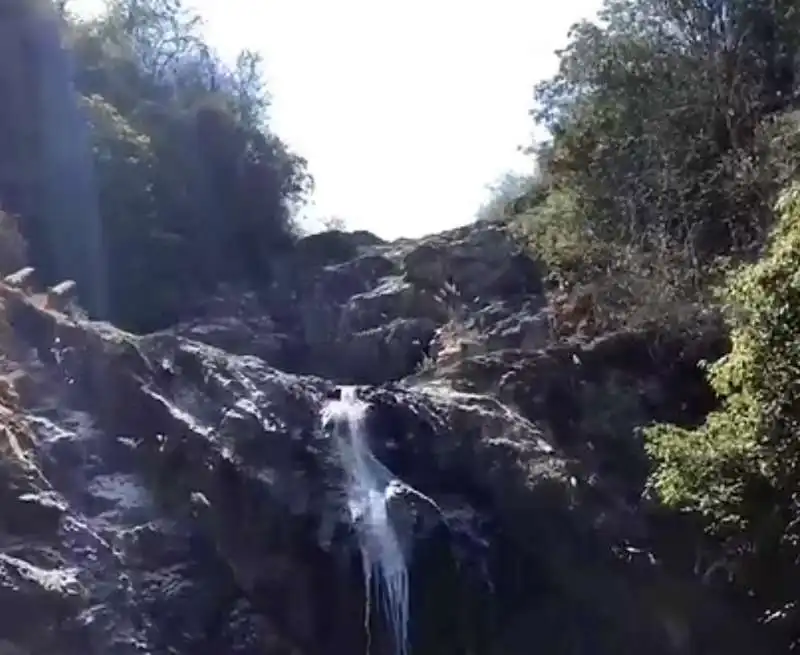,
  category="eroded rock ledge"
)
[0,221,758,655]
